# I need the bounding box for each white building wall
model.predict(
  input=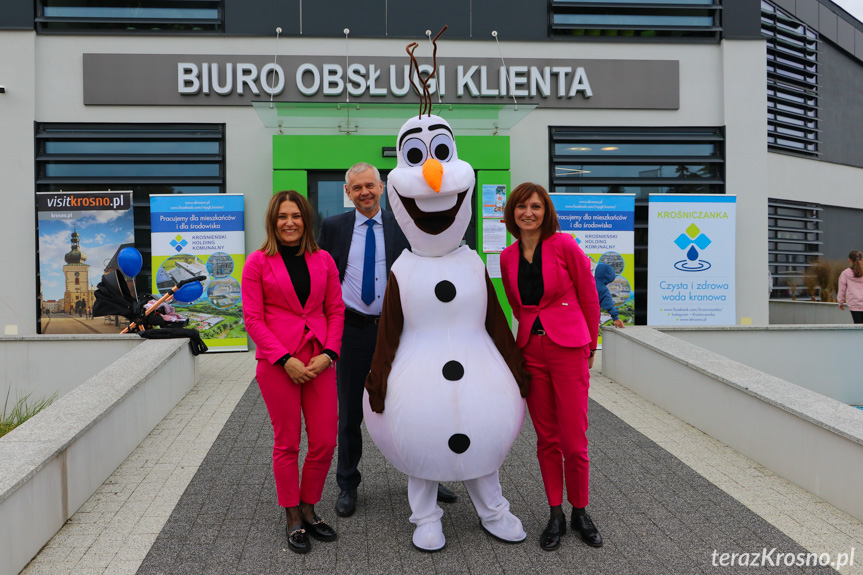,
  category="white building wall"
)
[0,31,36,335]
[768,152,863,210]
[722,40,770,325]
[3,32,811,329]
